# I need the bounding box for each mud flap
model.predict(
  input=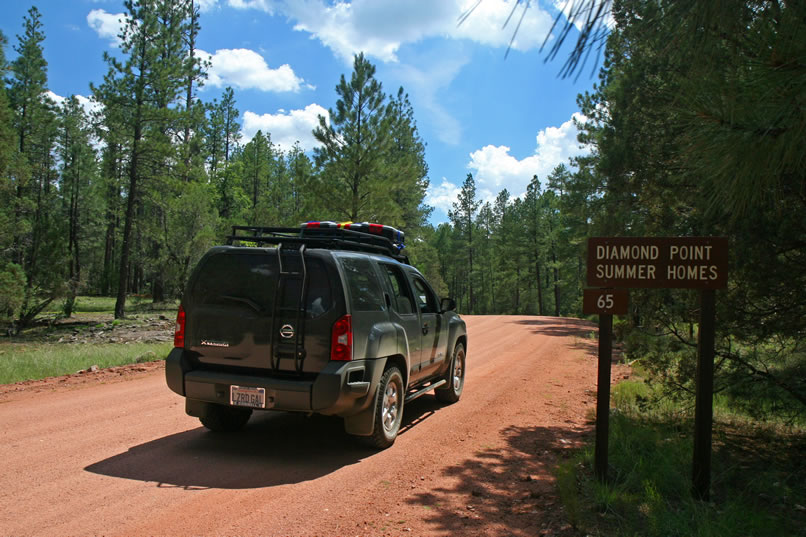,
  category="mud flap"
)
[343,403,377,436]
[166,347,193,396]
[342,357,389,436]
